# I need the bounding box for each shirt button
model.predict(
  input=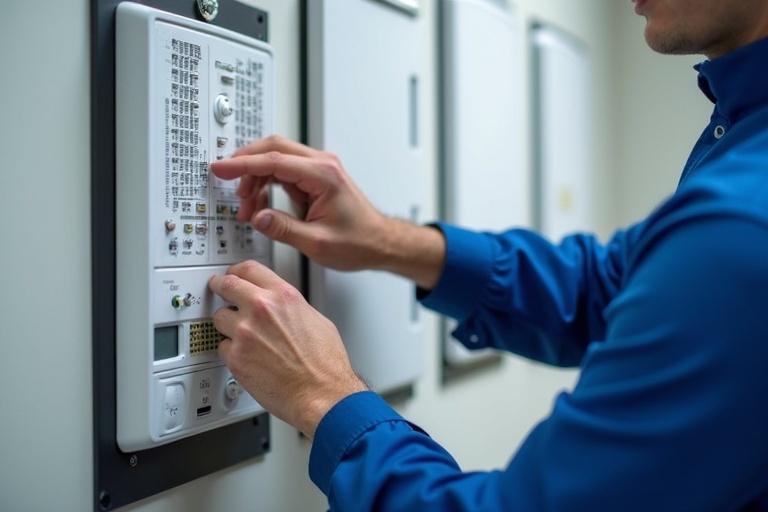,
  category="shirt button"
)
[469,334,480,344]
[714,125,726,139]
